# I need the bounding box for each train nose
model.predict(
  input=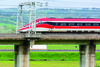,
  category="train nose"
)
[18,29,21,31]
[19,27,23,31]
